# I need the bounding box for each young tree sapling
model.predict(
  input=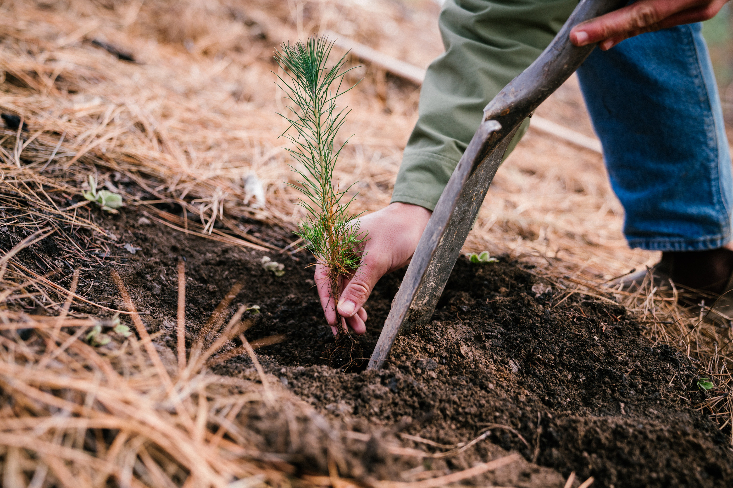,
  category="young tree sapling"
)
[275,37,366,335]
